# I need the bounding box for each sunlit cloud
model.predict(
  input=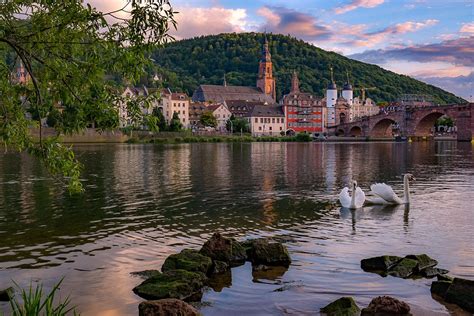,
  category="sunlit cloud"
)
[334,0,385,15]
[460,22,474,34]
[257,6,332,41]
